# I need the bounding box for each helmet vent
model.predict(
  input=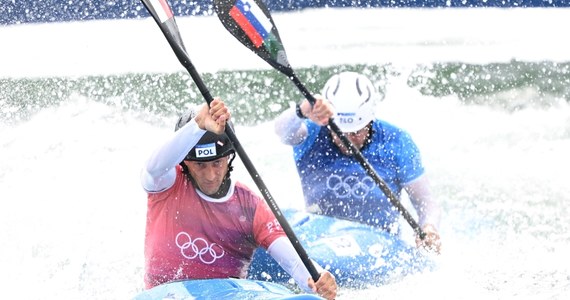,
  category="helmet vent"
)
[325,75,341,97]
[356,78,372,108]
